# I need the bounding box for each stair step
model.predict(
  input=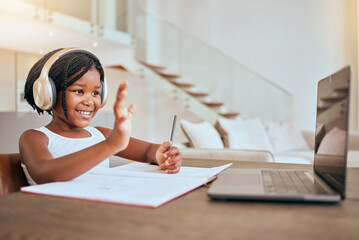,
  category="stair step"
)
[219,112,240,118]
[202,101,224,108]
[334,86,349,92]
[170,81,195,88]
[321,95,346,101]
[185,91,209,97]
[157,71,181,79]
[137,60,167,71]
